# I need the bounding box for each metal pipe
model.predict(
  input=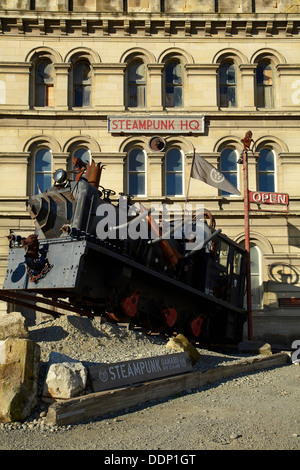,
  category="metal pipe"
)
[109,206,154,232]
[147,219,185,244]
[184,229,221,258]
